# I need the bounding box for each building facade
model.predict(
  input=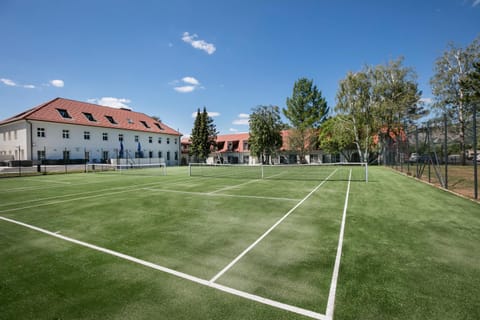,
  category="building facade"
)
[0,98,182,165]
